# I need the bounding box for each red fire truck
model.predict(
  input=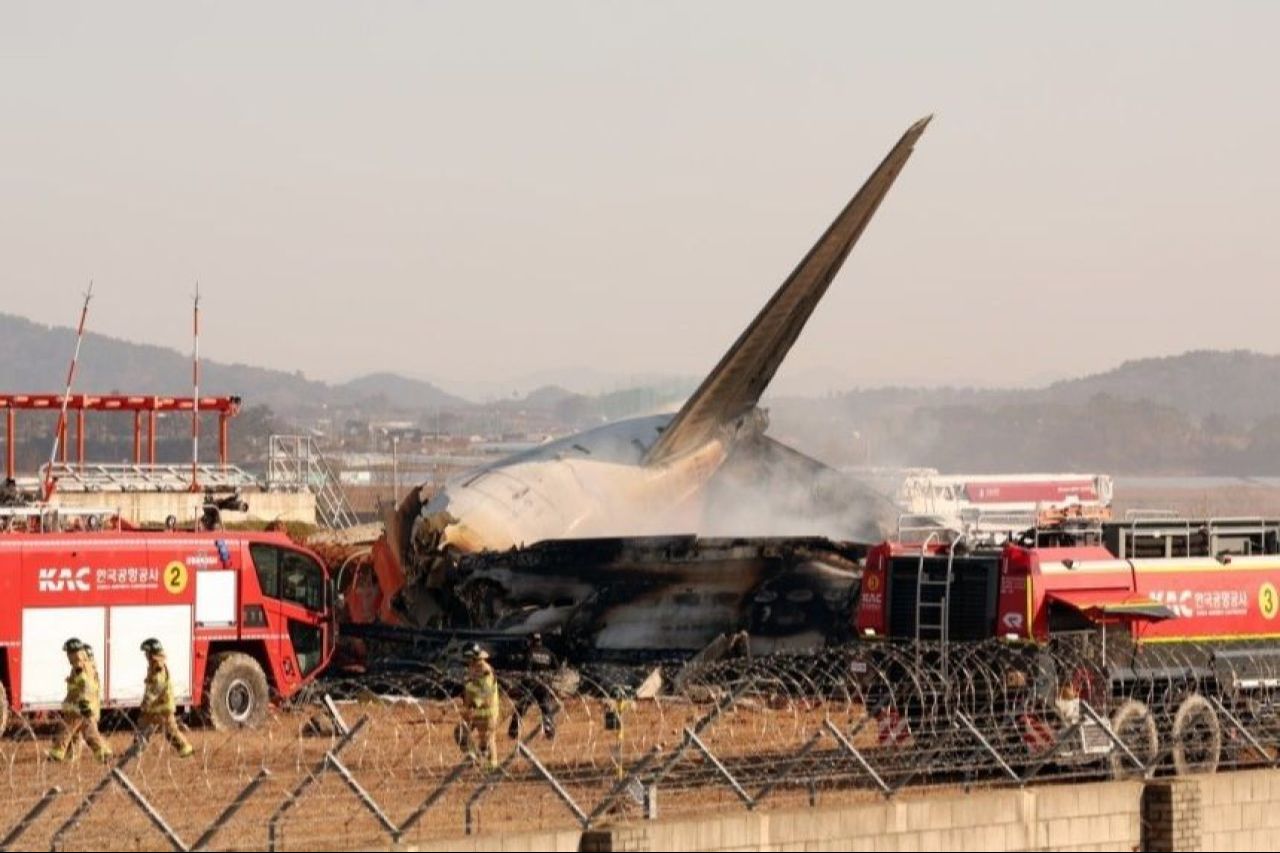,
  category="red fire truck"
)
[854,516,1280,774]
[858,516,1280,649]
[0,509,336,732]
